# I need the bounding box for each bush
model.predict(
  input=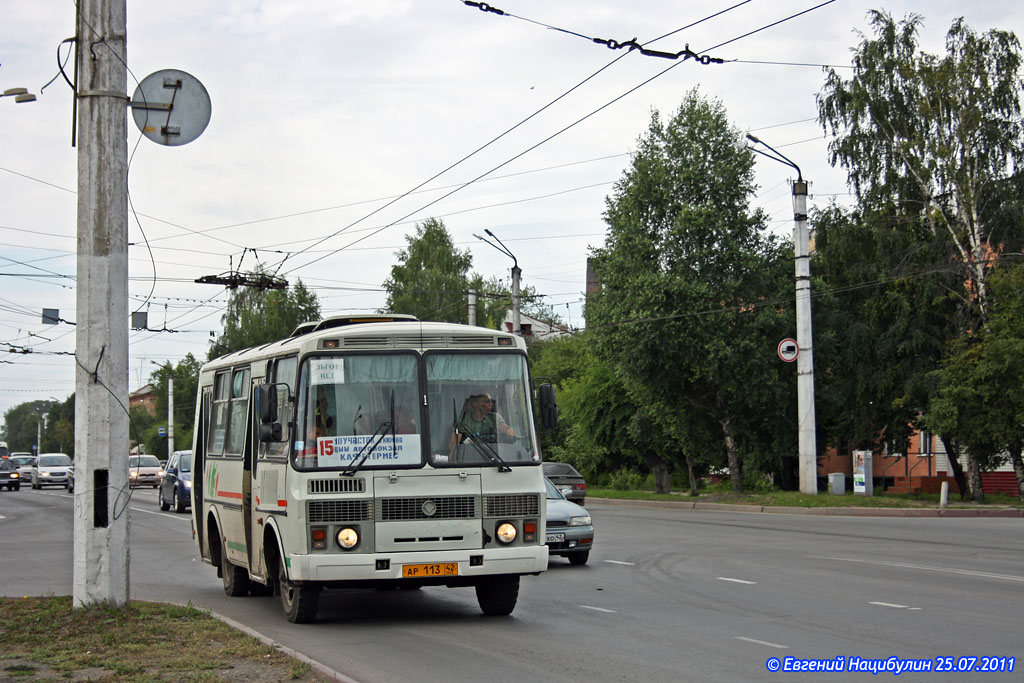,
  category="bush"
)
[607,469,645,491]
